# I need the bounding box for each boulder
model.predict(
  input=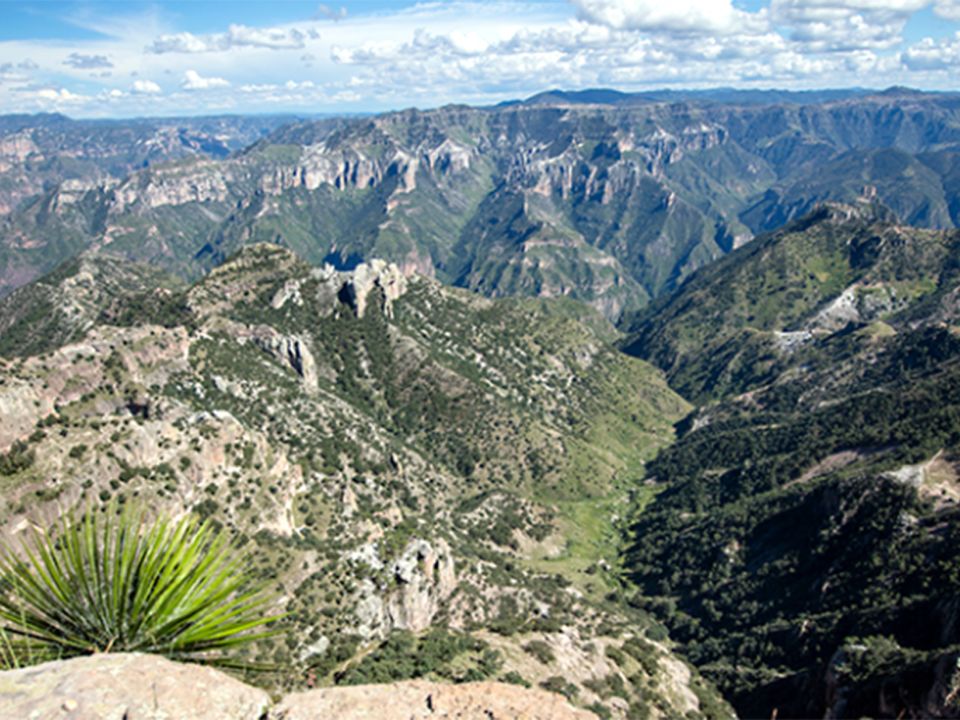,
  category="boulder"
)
[0,653,270,719]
